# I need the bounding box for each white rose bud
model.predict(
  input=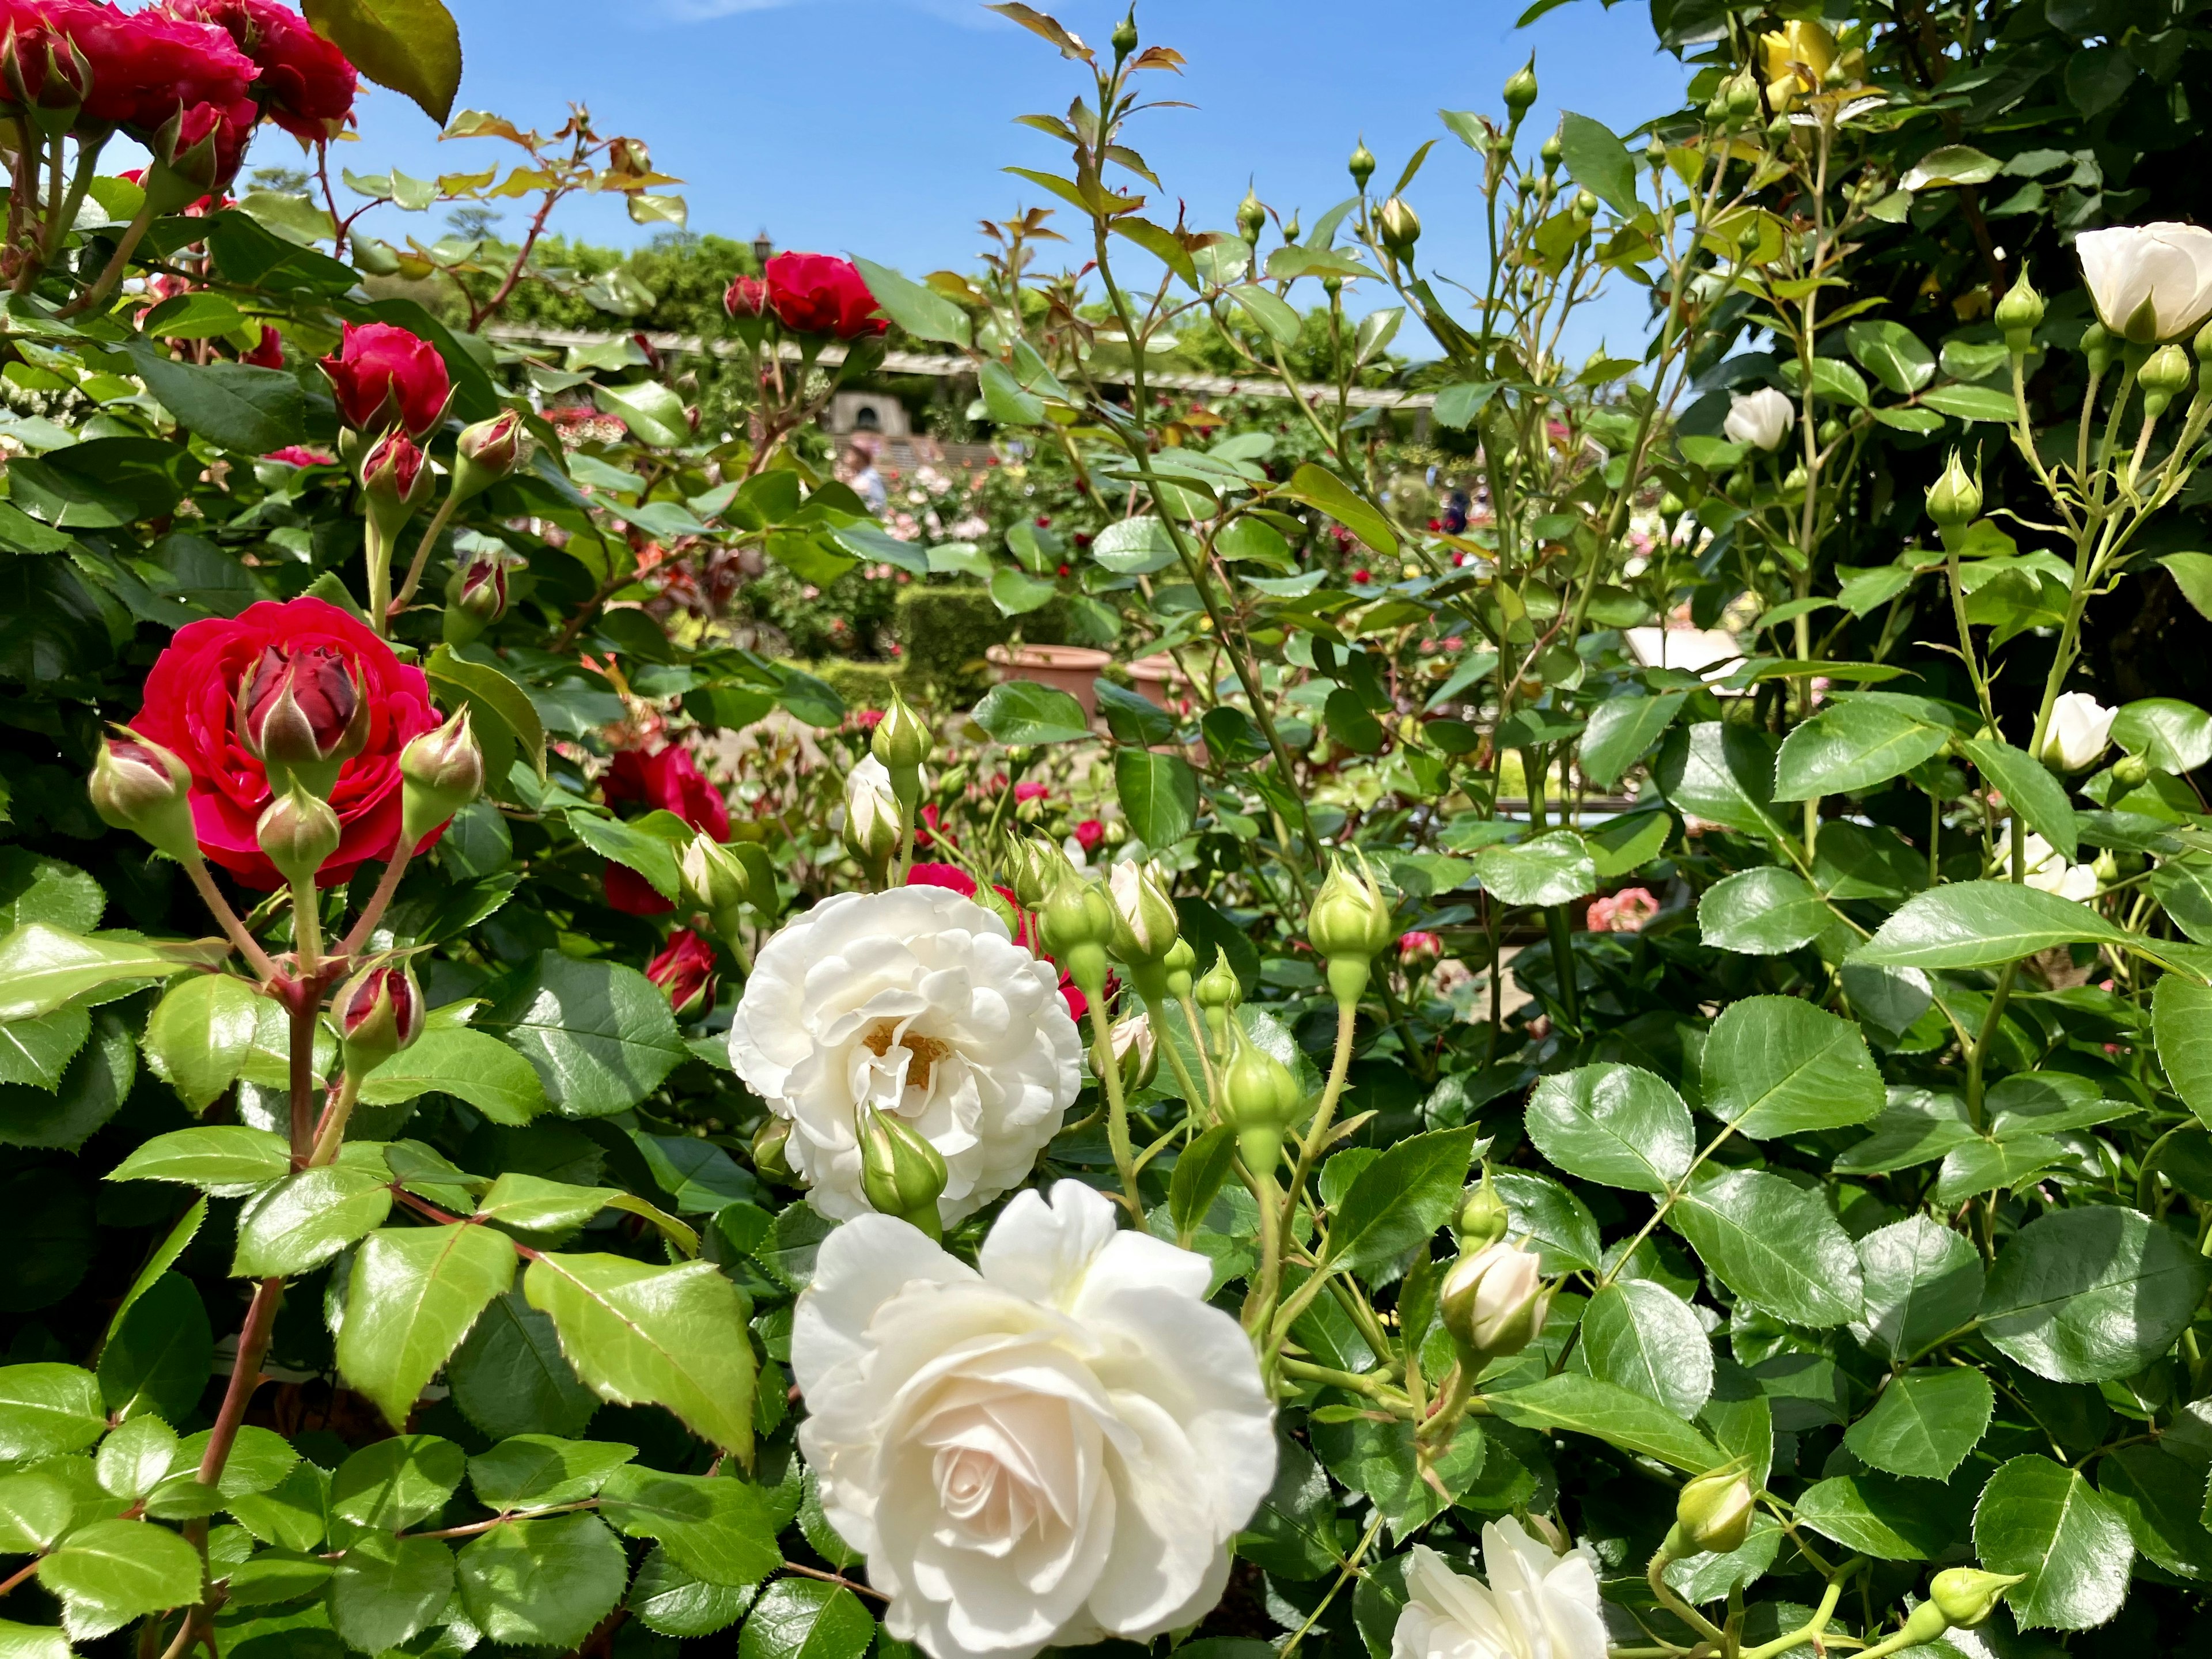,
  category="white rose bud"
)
[2038,691,2116,772]
[842,756,903,874]
[2075,222,2212,344]
[1438,1237,1550,1369]
[1723,385,1796,451]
